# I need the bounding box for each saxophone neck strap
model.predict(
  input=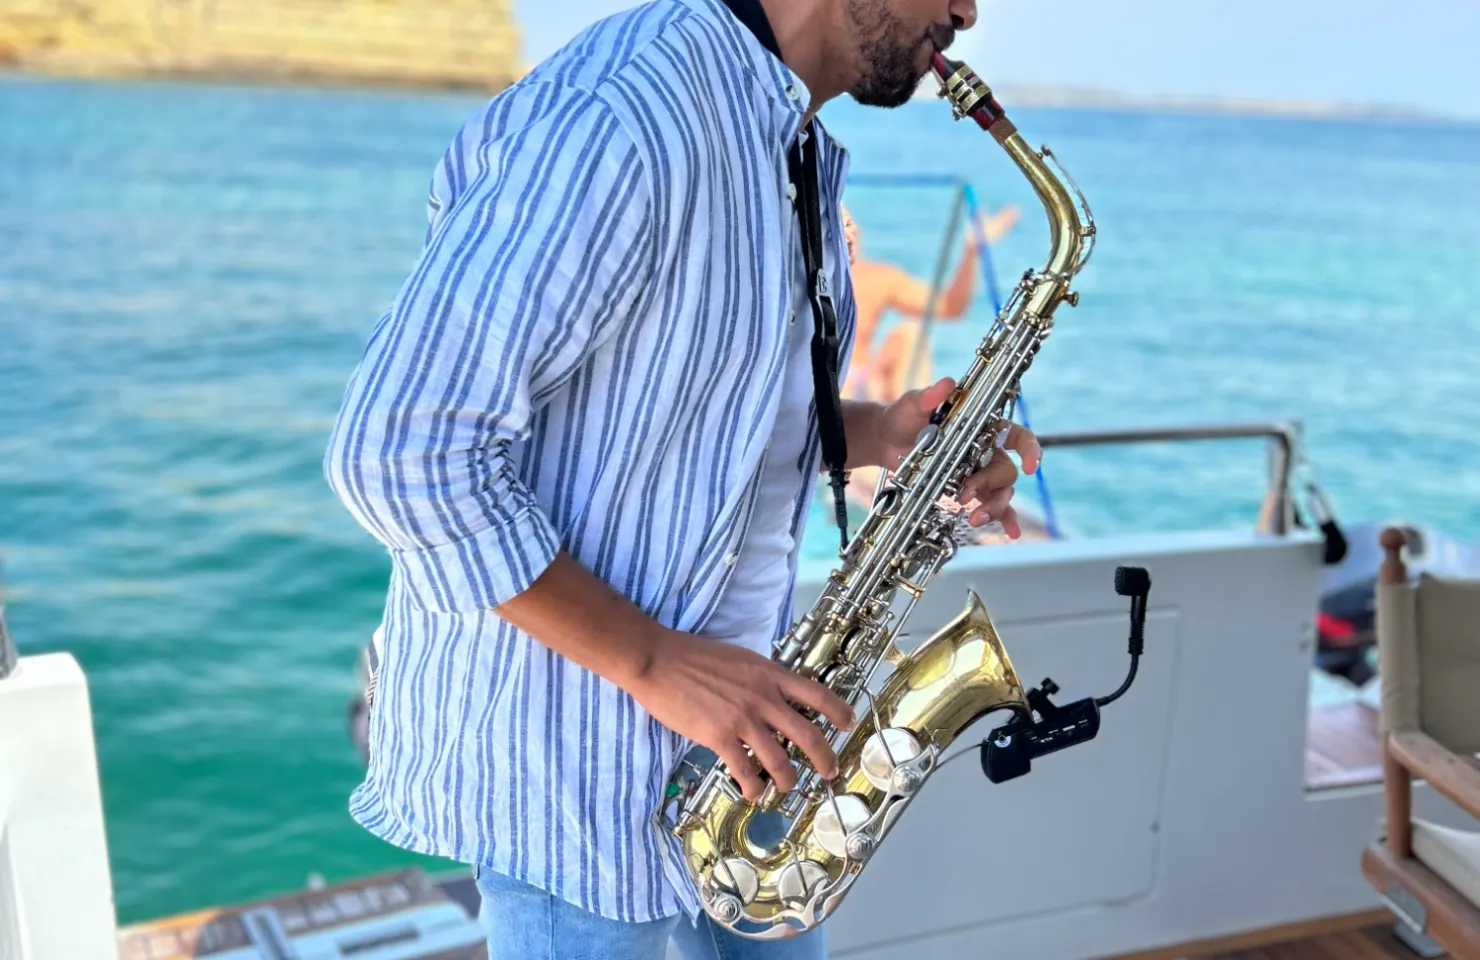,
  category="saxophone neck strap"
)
[719,0,852,549]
